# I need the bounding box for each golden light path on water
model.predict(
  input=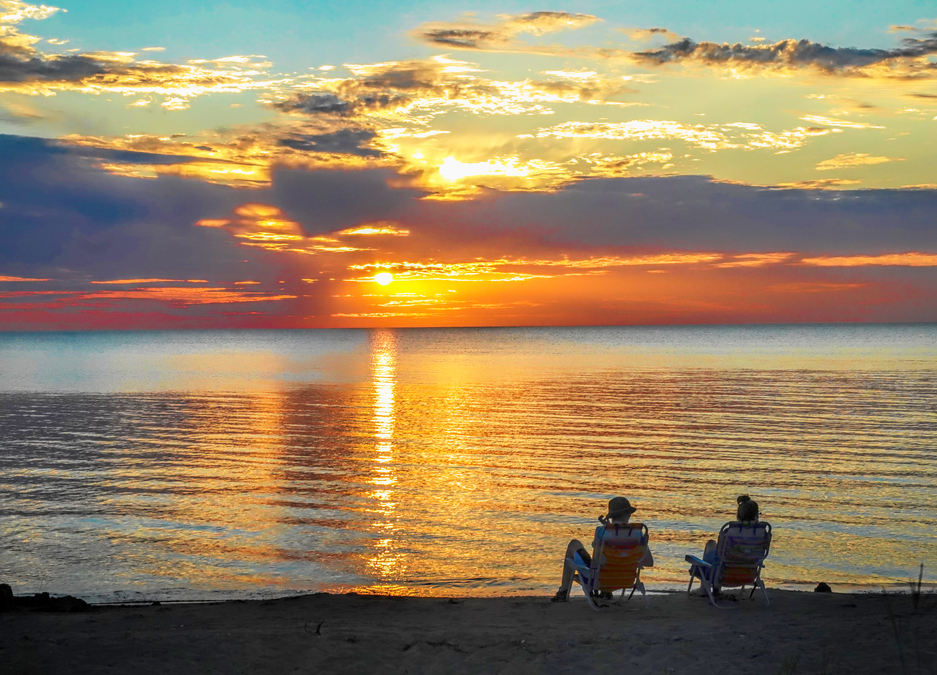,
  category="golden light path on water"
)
[0,325,935,602]
[367,329,403,588]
